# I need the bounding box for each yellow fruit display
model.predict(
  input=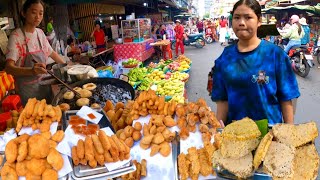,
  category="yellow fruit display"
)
[155,80,184,98]
[146,69,165,81]
[169,72,189,81]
